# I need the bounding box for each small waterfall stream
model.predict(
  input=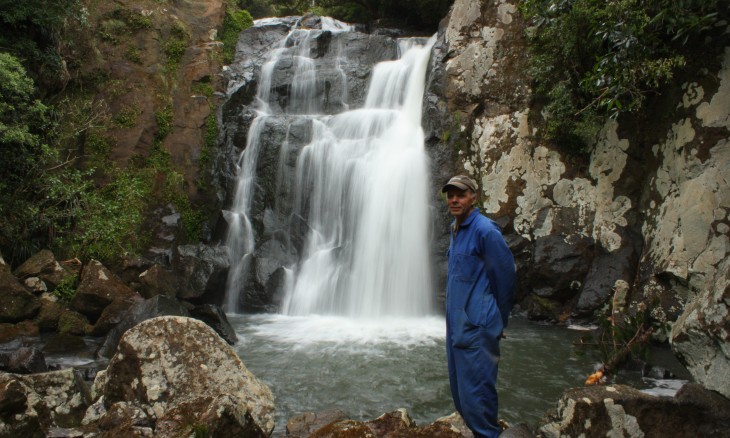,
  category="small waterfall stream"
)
[223,18,436,318]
